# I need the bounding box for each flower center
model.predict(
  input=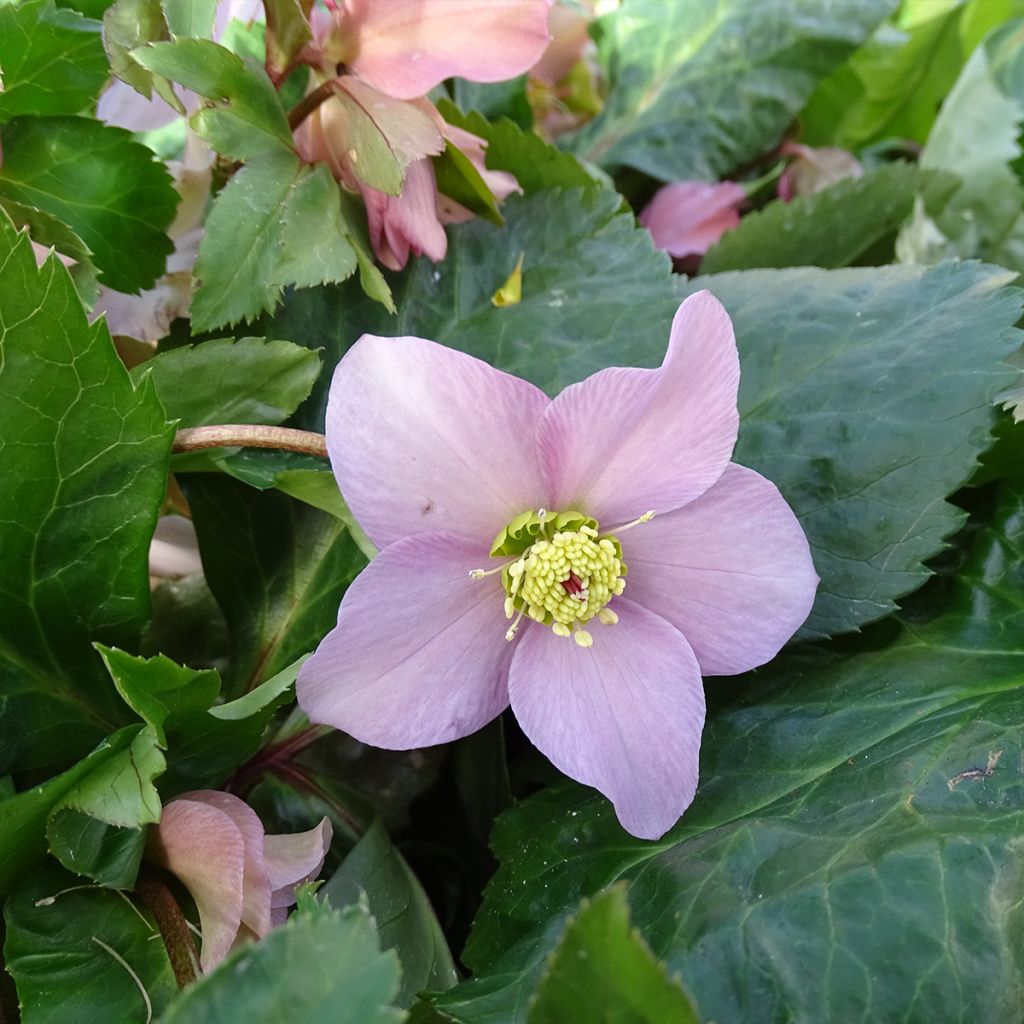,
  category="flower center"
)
[471,508,652,648]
